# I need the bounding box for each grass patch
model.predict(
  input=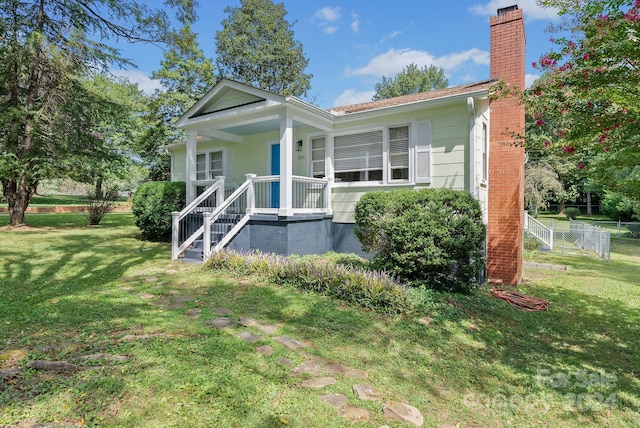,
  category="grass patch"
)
[28,194,129,207]
[1,213,639,426]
